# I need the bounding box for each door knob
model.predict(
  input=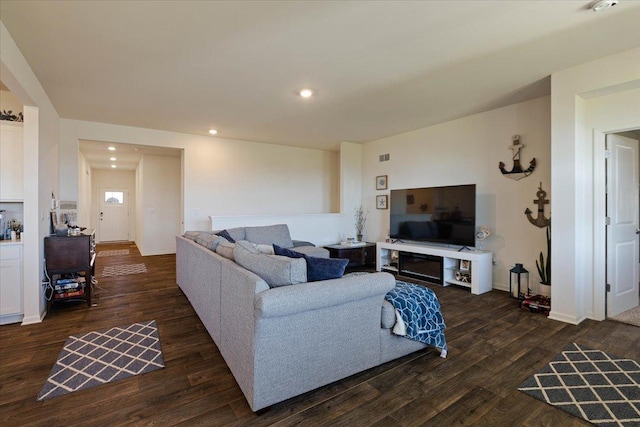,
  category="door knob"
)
[636,228,640,234]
